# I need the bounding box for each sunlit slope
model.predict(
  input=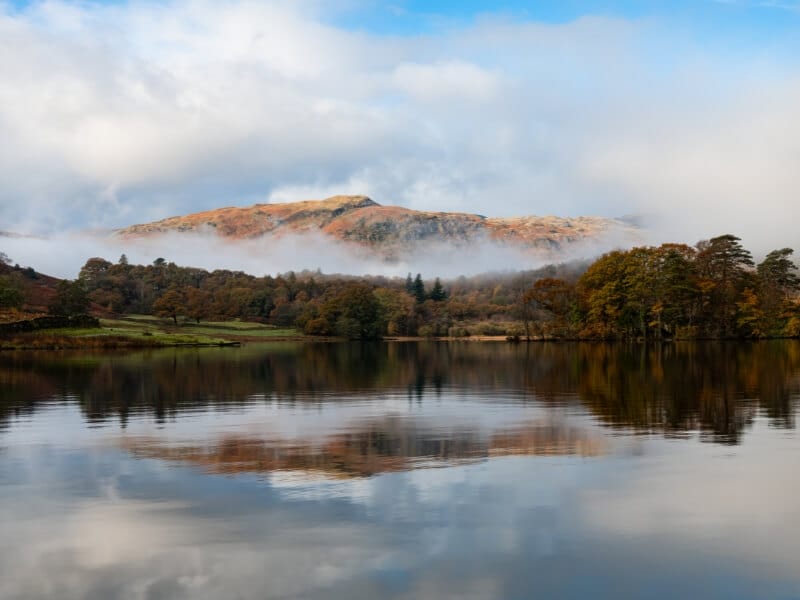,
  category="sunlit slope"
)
[116,195,639,257]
